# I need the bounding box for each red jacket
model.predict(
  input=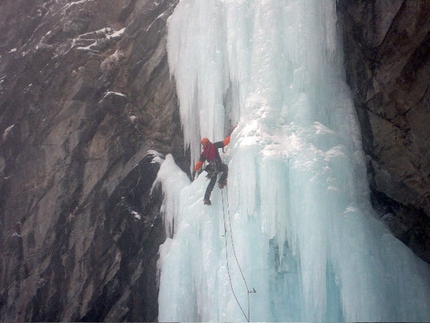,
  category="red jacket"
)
[194,135,231,172]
